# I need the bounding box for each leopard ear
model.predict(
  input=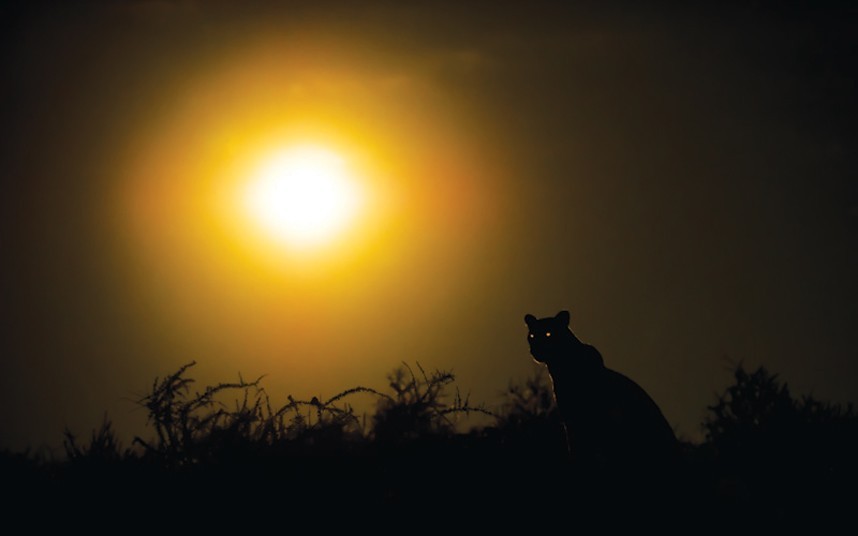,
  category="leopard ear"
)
[556,310,570,326]
[524,314,537,328]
